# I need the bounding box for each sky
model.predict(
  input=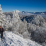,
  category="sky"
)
[0,0,46,12]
